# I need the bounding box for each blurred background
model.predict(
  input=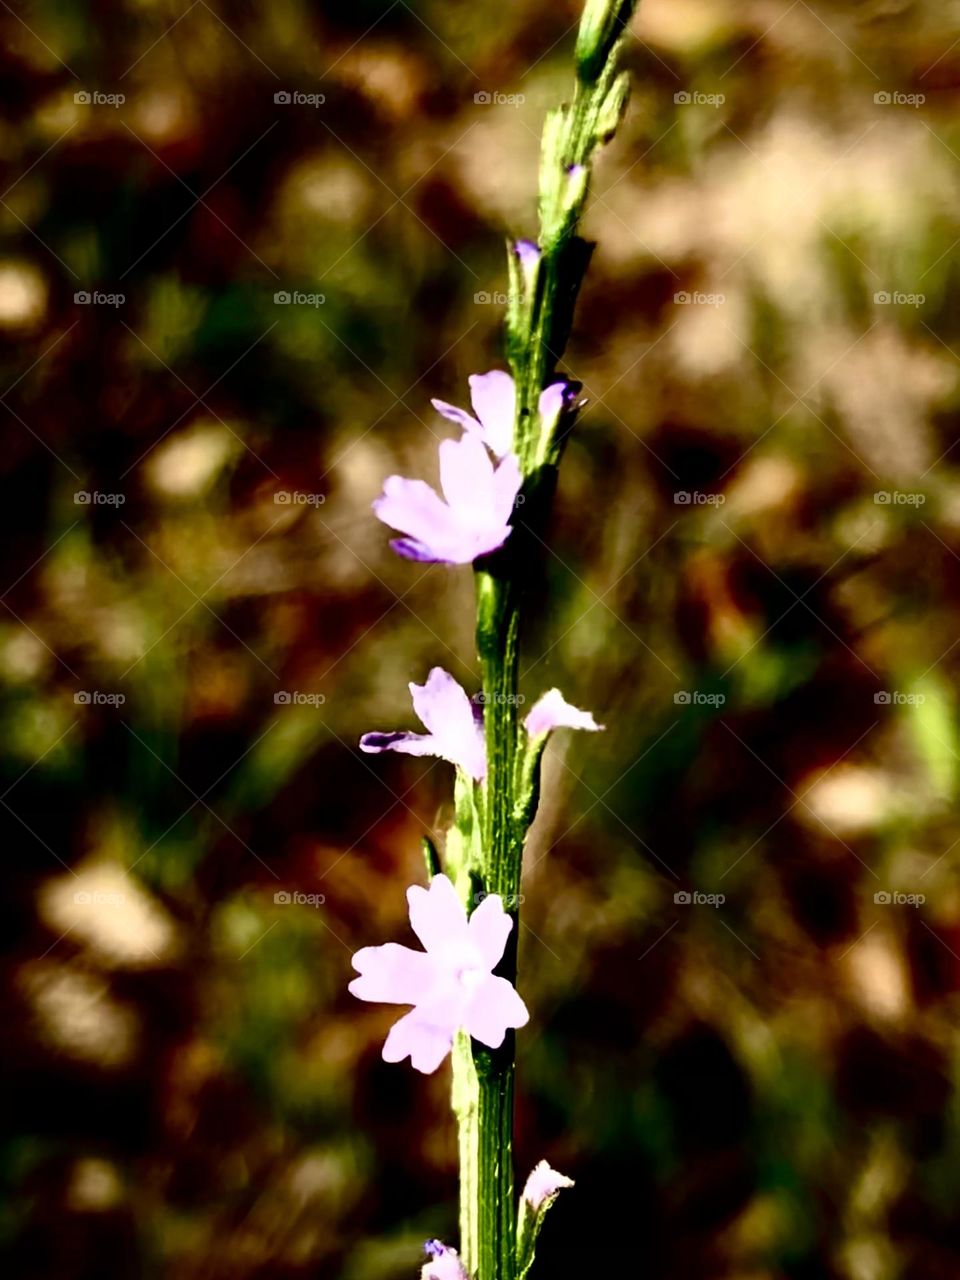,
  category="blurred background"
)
[2,0,960,1276]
